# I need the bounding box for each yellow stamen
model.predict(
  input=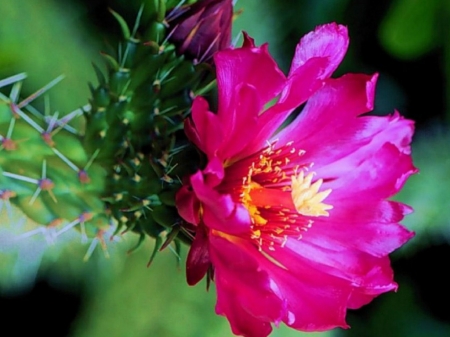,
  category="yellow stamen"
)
[291,171,333,217]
